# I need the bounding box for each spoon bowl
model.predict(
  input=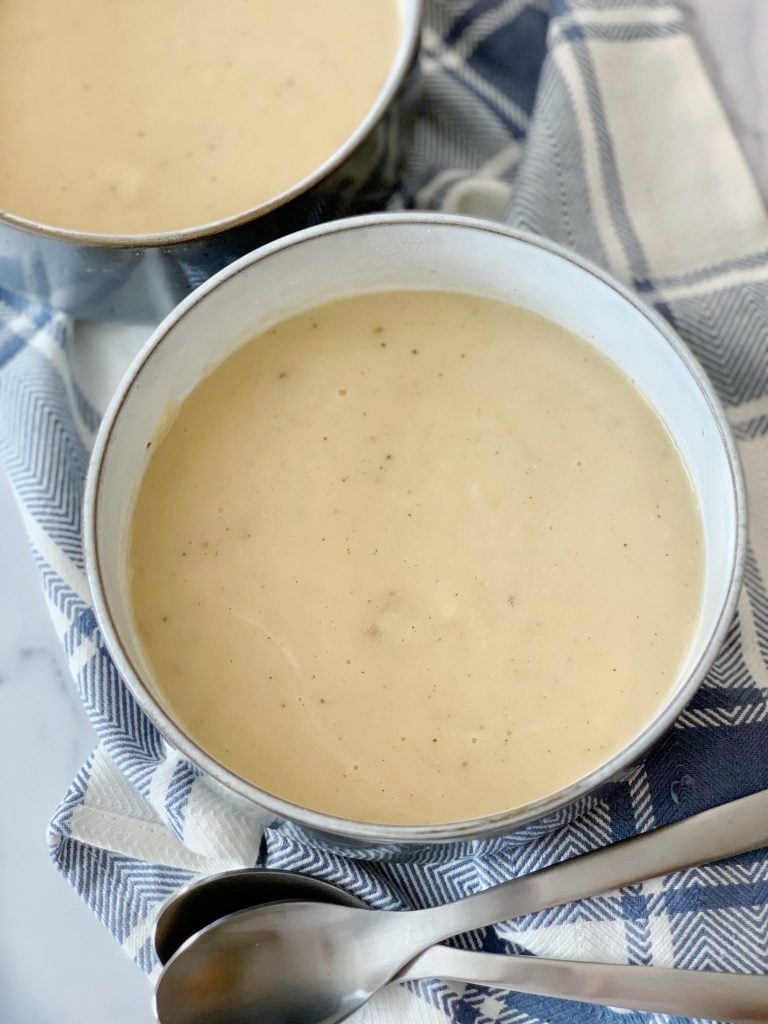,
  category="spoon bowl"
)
[154,869,368,966]
[156,900,407,1024]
